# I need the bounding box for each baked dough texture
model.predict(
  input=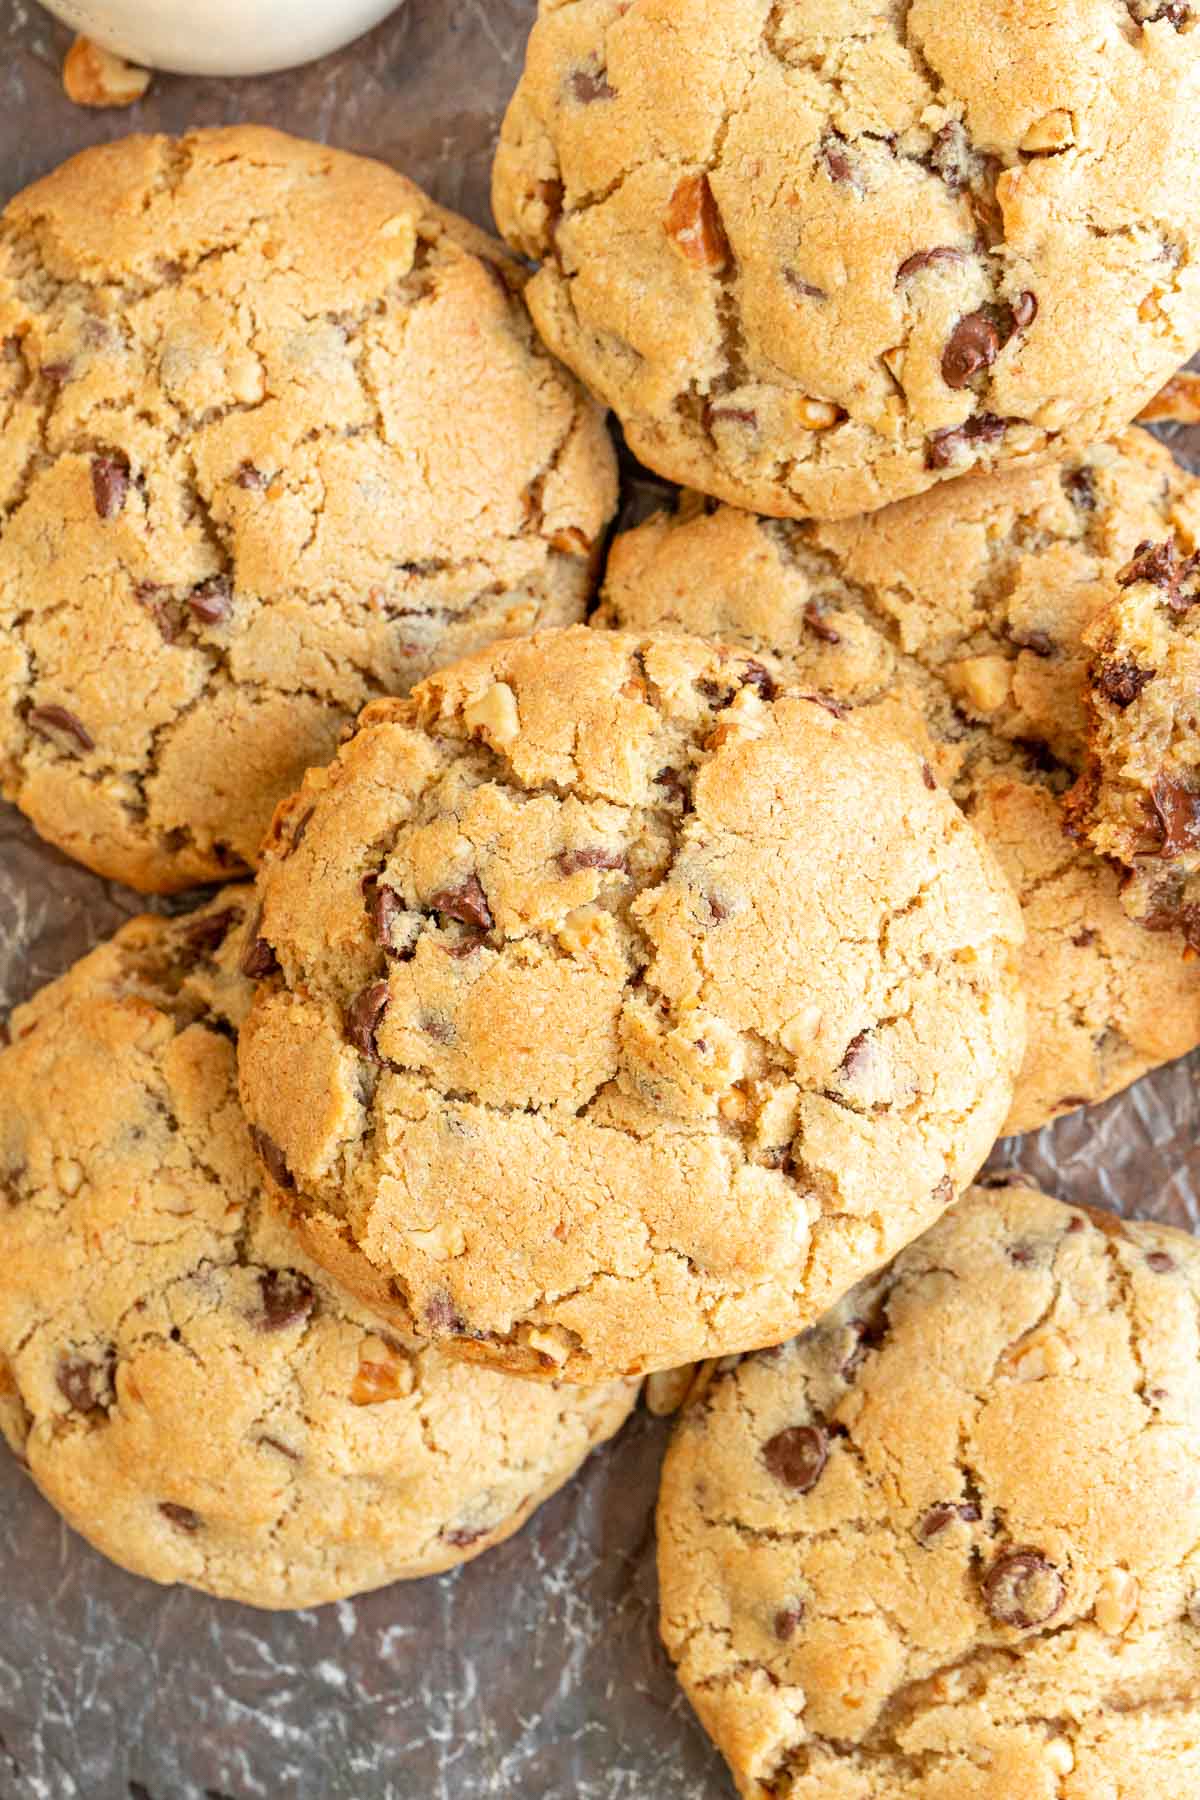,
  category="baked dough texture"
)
[237,624,1025,1384]
[658,1181,1200,1799]
[494,0,1200,521]
[0,890,634,1609]
[1067,539,1200,951]
[598,427,1200,1133]
[0,125,617,893]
